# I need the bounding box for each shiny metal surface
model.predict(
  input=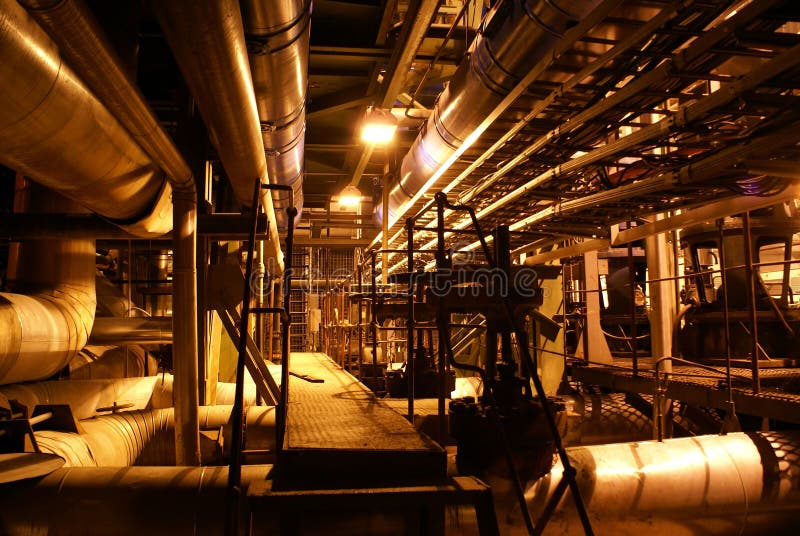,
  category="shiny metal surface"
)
[521,433,800,535]
[19,0,194,194]
[0,188,96,385]
[153,0,283,267]
[0,454,64,484]
[36,405,275,467]
[384,0,602,225]
[0,0,170,236]
[0,465,270,535]
[88,317,173,345]
[242,0,309,227]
